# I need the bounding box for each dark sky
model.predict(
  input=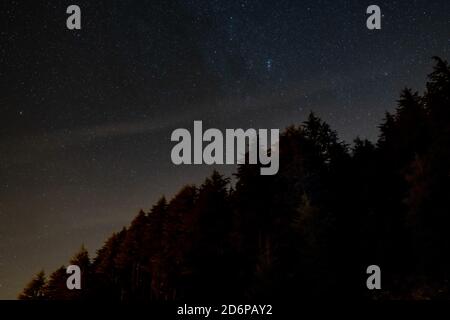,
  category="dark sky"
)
[0,0,449,299]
